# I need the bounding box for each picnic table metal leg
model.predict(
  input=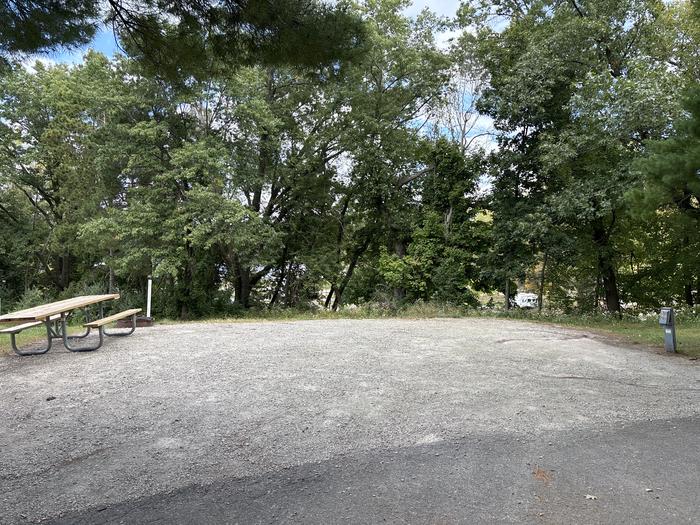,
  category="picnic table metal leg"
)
[68,309,91,339]
[61,313,103,352]
[51,310,90,339]
[50,315,91,339]
[104,313,137,337]
[49,318,62,339]
[10,320,53,356]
